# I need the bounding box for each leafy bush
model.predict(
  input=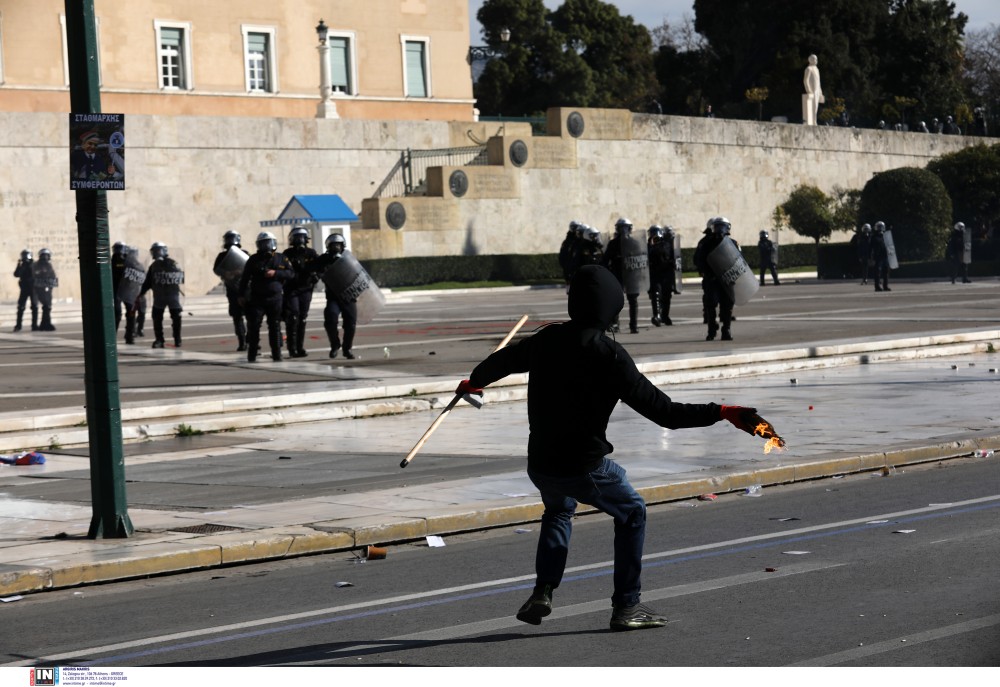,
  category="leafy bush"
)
[926,144,1000,239]
[858,167,952,260]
